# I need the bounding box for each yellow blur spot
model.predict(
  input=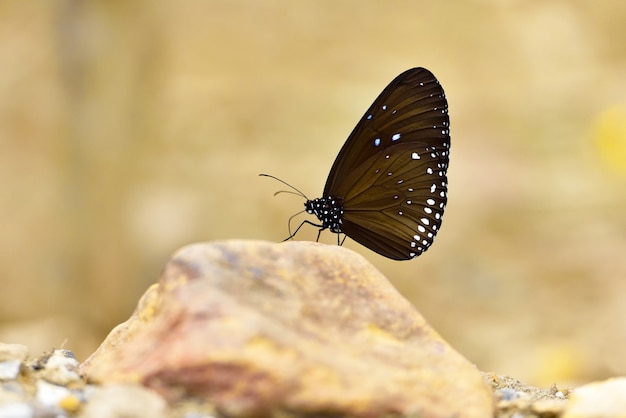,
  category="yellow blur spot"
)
[534,343,584,386]
[59,394,81,413]
[595,105,626,175]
